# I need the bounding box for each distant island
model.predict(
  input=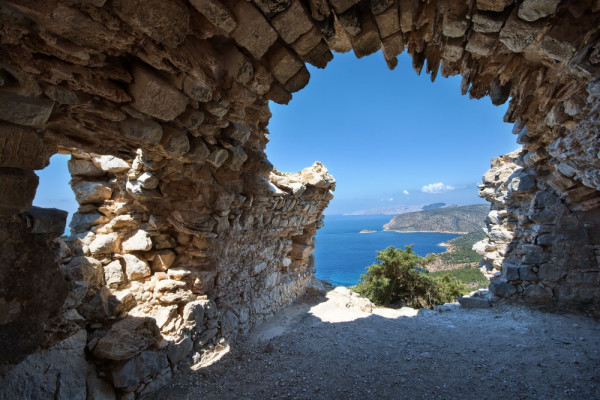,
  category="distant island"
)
[344,202,448,216]
[359,229,376,234]
[383,204,489,233]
